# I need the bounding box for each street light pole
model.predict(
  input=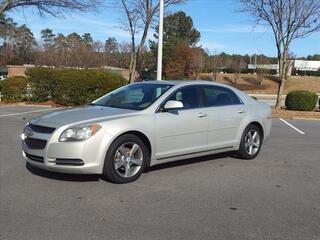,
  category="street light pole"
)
[157,0,164,80]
